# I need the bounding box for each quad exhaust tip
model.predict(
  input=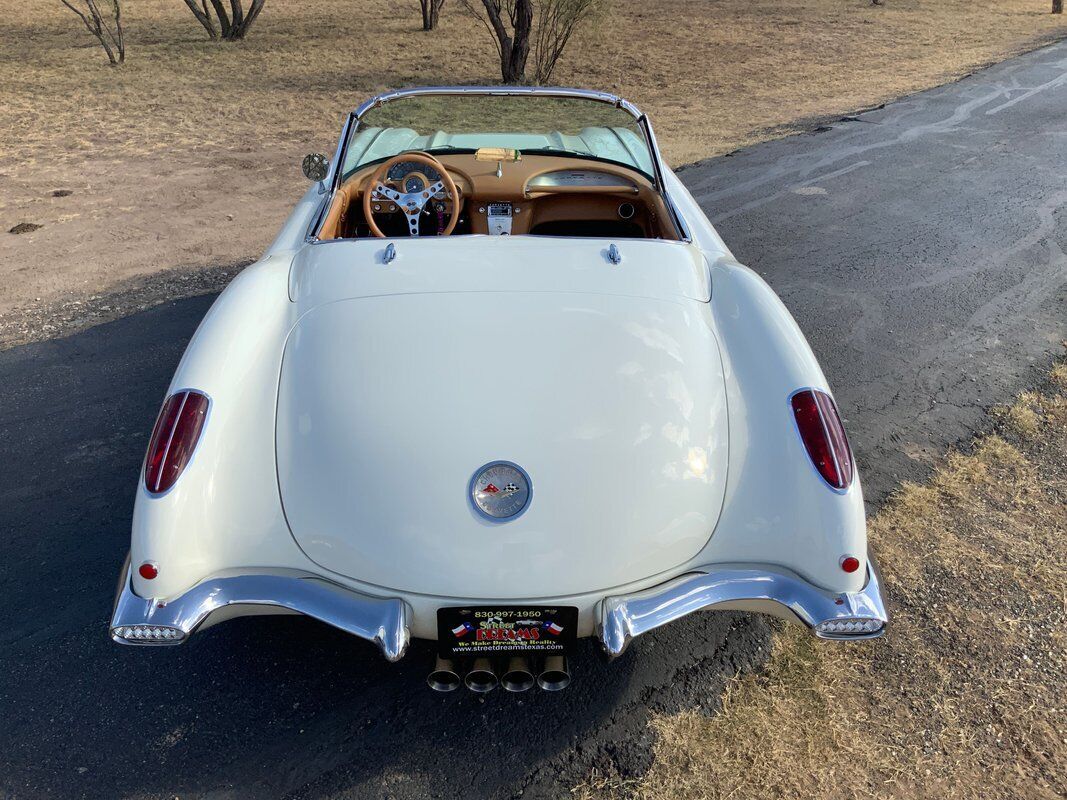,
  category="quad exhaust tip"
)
[536,655,571,691]
[427,657,462,692]
[464,658,499,693]
[427,655,571,692]
[501,657,535,692]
